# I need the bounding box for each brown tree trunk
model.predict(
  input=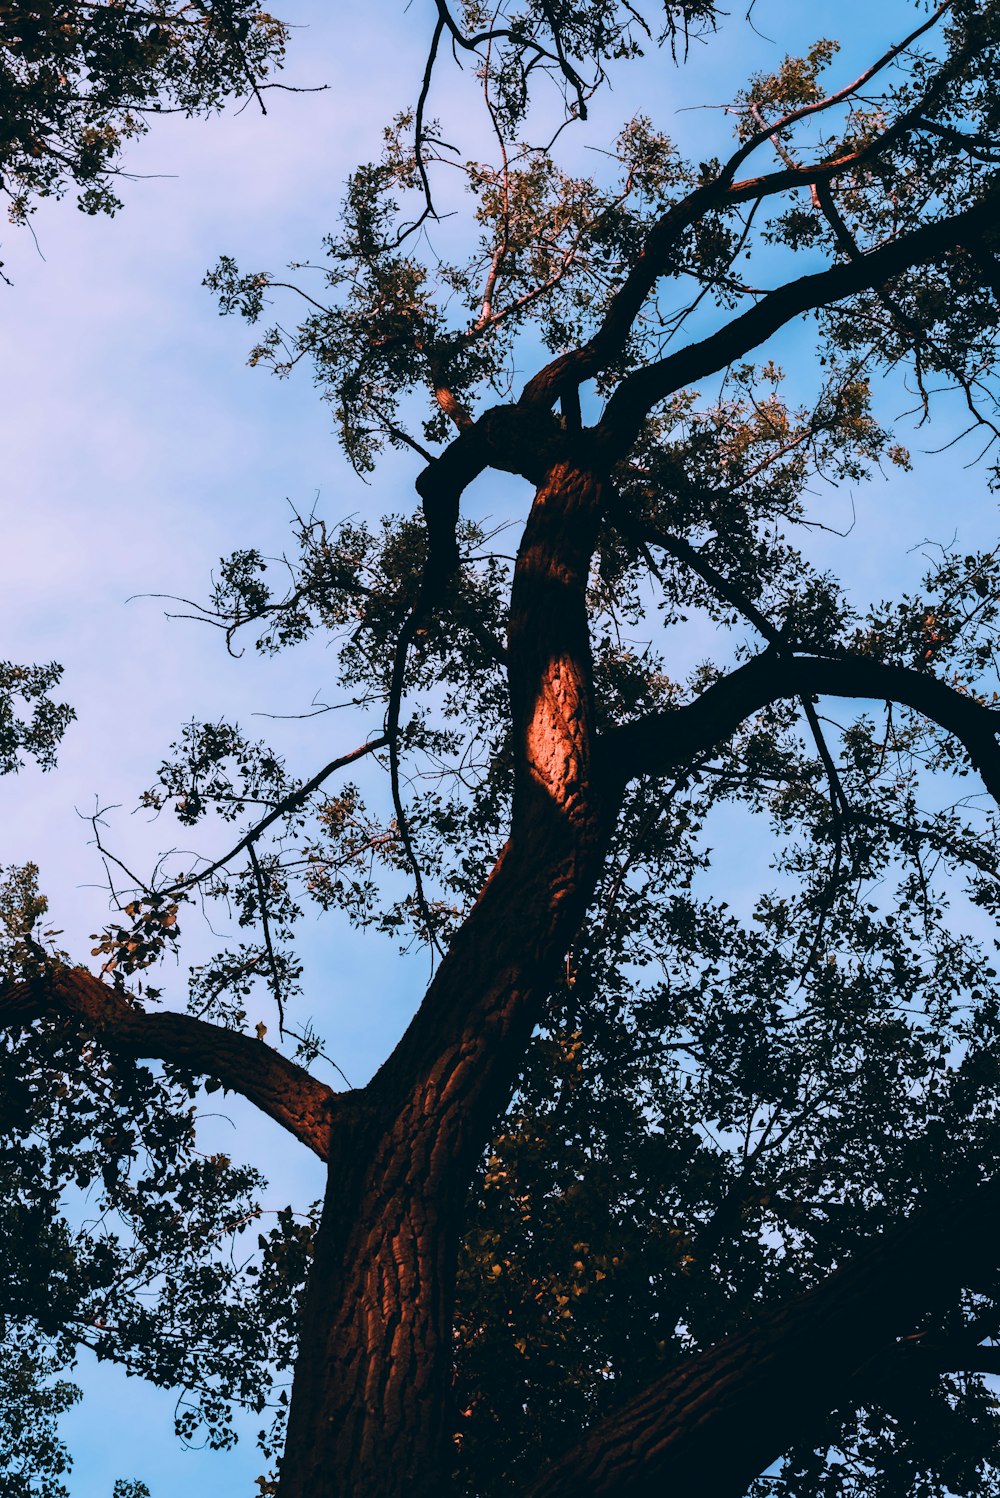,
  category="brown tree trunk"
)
[273,1106,461,1498]
[277,461,617,1497]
